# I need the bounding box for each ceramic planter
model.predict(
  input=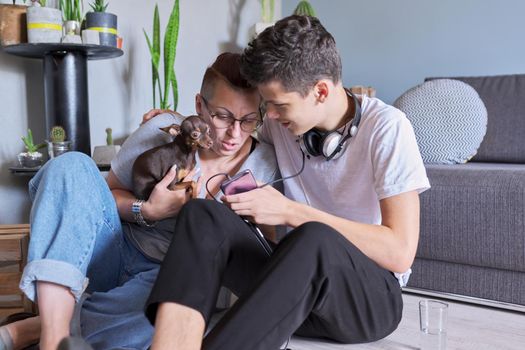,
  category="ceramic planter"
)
[26,6,62,43]
[17,151,43,168]
[85,12,117,46]
[81,29,99,44]
[92,144,120,165]
[0,4,27,46]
